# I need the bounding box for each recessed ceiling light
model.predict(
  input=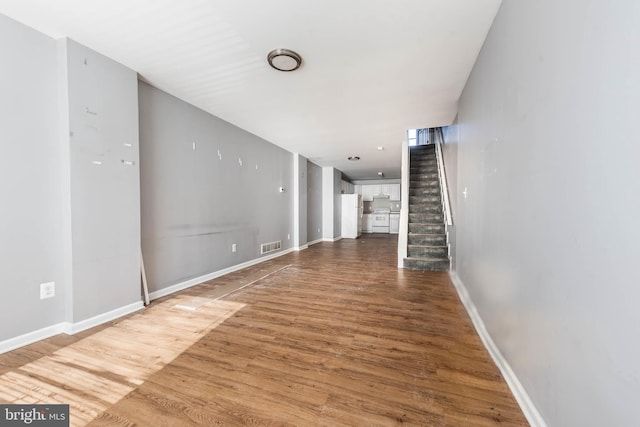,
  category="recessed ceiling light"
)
[267,49,302,72]
[347,156,360,161]
[377,146,384,151]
